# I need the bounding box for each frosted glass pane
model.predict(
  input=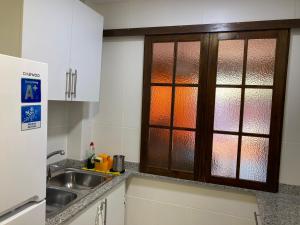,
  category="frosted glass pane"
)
[240,136,269,182]
[214,88,241,132]
[212,134,238,178]
[173,87,198,128]
[176,41,200,84]
[246,39,276,86]
[147,128,170,168]
[172,130,195,172]
[151,42,174,83]
[217,40,244,85]
[150,86,172,126]
[243,89,272,134]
